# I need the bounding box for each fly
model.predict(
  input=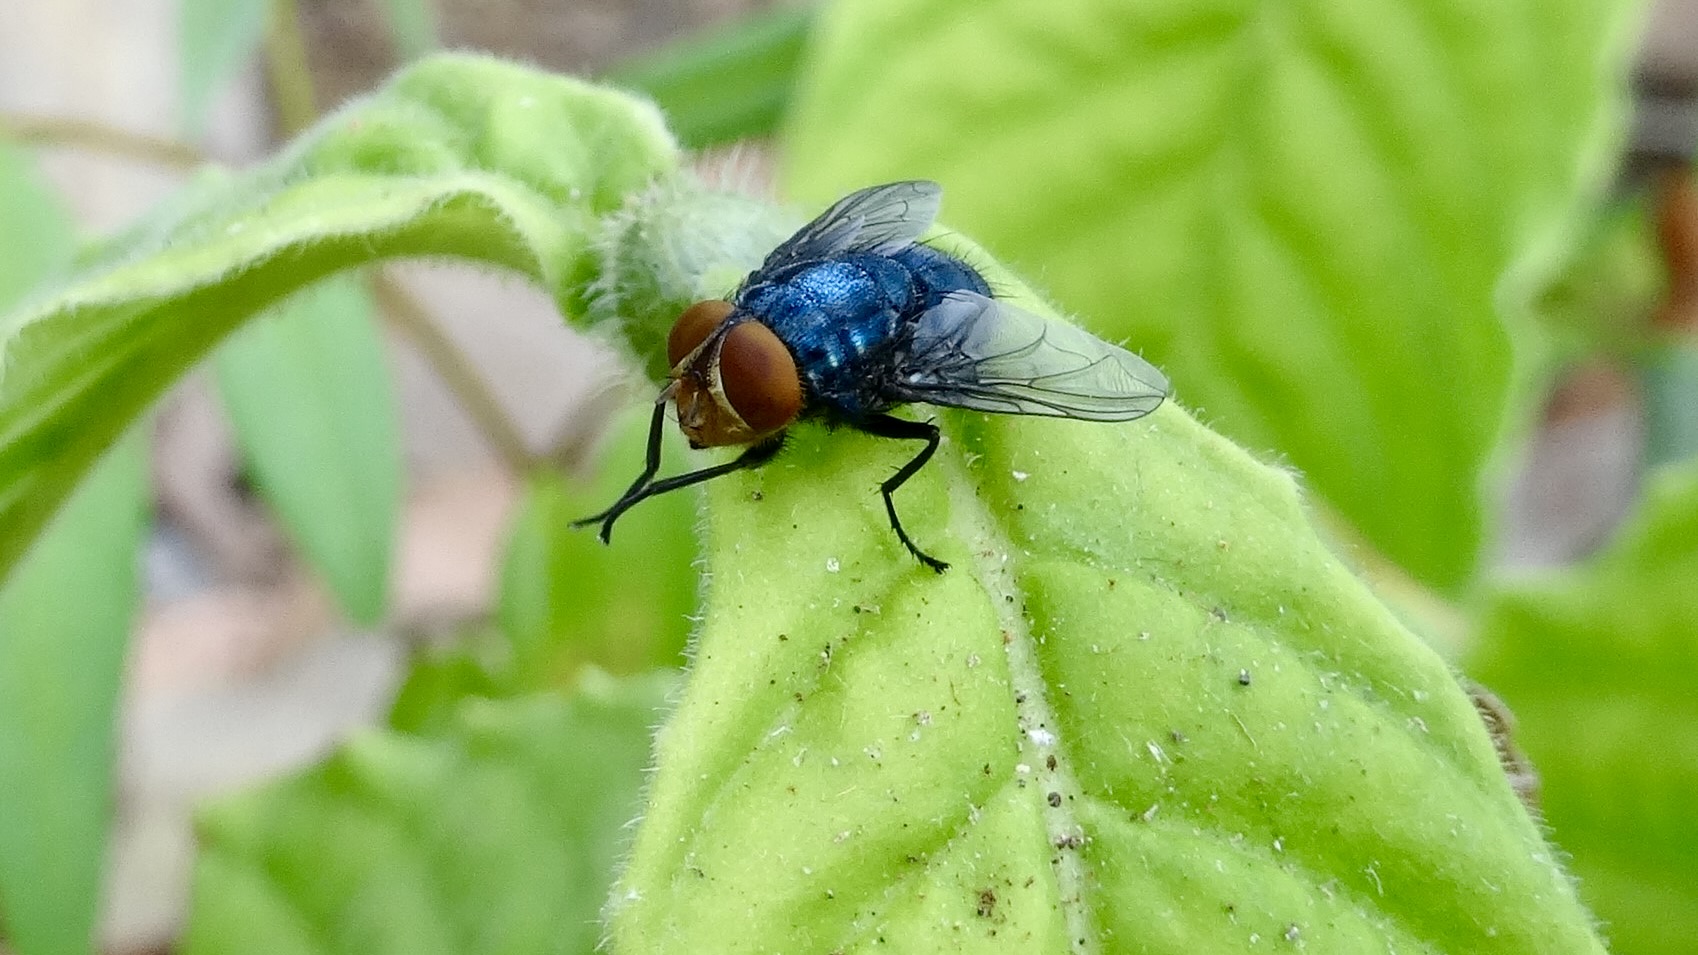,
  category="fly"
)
[575,180,1169,572]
